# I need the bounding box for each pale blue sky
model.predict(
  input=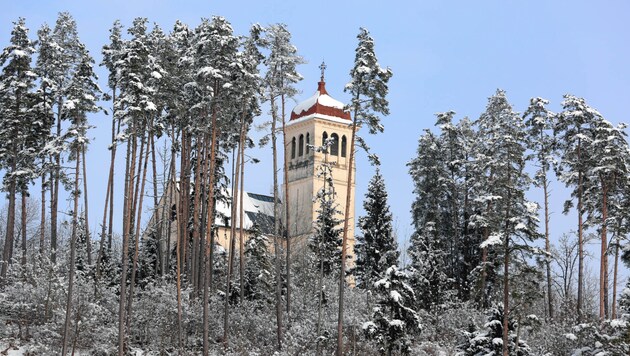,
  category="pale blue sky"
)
[2,1,630,258]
